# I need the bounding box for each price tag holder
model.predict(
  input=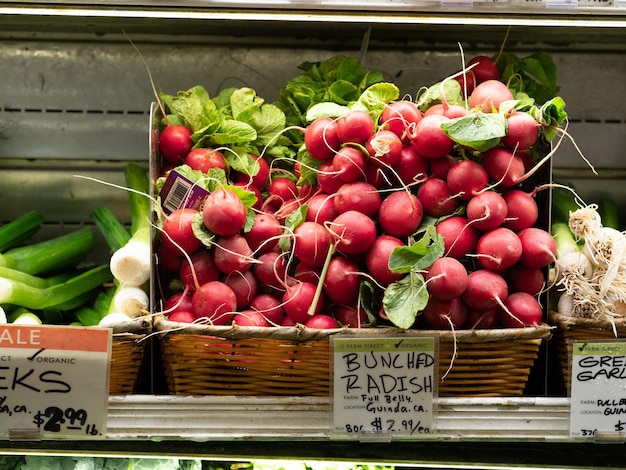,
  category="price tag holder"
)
[331,335,437,440]
[0,324,111,440]
[569,340,626,440]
